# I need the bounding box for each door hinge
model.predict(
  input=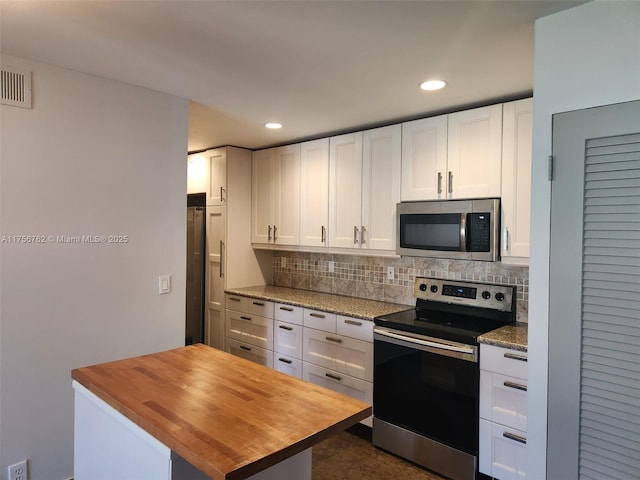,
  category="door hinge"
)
[548,155,554,181]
